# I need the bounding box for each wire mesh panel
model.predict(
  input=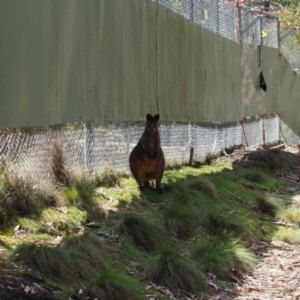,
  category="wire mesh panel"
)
[160,122,191,166]
[193,0,220,34]
[158,0,193,20]
[262,15,278,48]
[281,121,300,146]
[191,121,242,161]
[263,114,280,144]
[241,9,261,45]
[218,1,239,43]
[242,117,263,148]
[154,0,282,53]
[280,29,300,74]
